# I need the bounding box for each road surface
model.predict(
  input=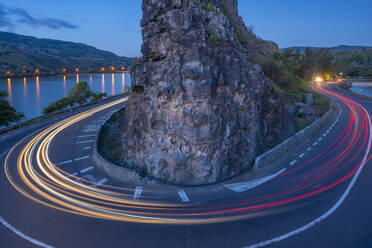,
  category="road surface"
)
[0,86,371,248]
